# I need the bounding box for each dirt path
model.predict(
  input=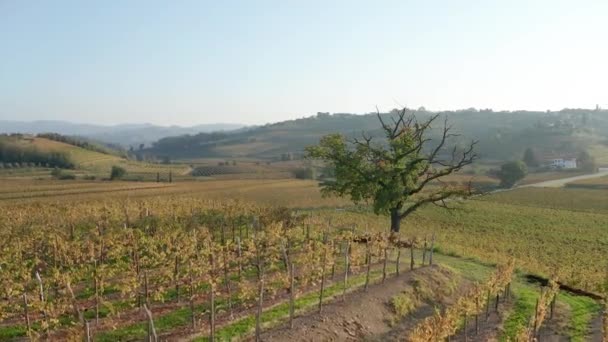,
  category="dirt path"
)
[257,265,467,342]
[521,171,608,188]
